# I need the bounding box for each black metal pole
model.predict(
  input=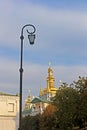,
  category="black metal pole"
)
[19,34,24,130]
[18,24,36,130]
